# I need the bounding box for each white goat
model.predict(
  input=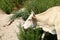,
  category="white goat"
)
[23,6,60,40]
